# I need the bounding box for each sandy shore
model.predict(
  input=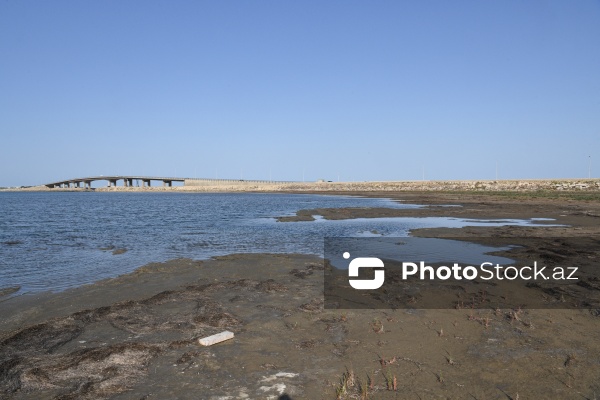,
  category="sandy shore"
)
[1,192,600,399]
